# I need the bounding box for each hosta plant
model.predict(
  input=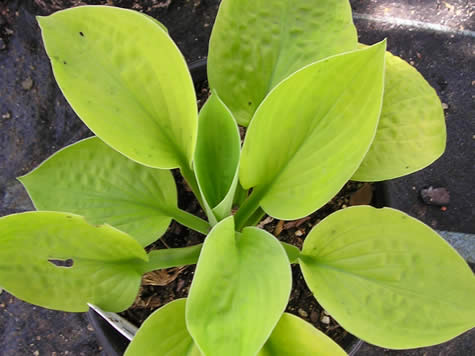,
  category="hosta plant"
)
[1,1,474,355]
